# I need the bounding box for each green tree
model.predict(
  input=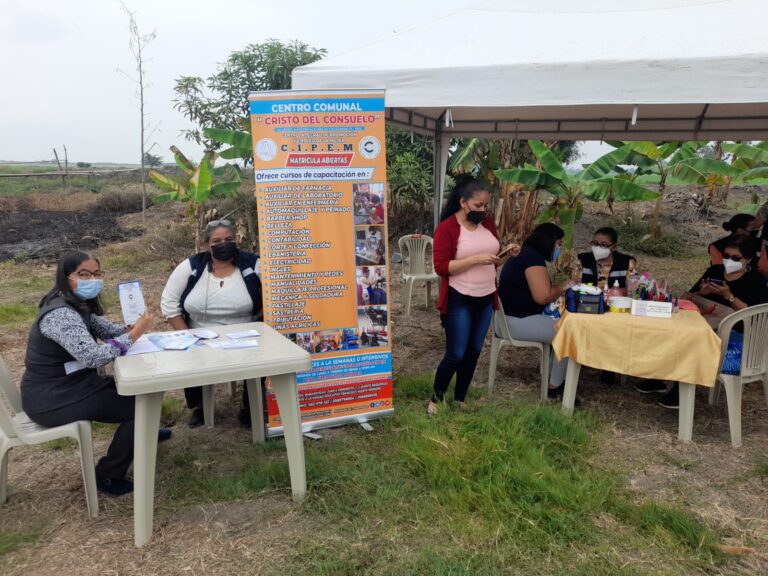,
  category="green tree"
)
[142,151,163,168]
[173,40,326,151]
